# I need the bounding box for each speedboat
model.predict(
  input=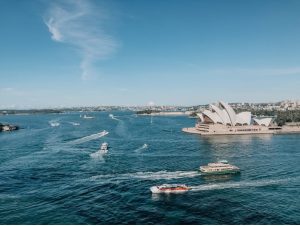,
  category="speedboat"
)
[49,121,60,127]
[199,160,240,175]
[83,115,94,119]
[150,184,191,194]
[99,142,109,154]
